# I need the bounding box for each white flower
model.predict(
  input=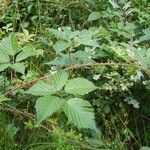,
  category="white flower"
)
[93,74,100,80]
[49,66,57,75]
[124,97,139,108]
